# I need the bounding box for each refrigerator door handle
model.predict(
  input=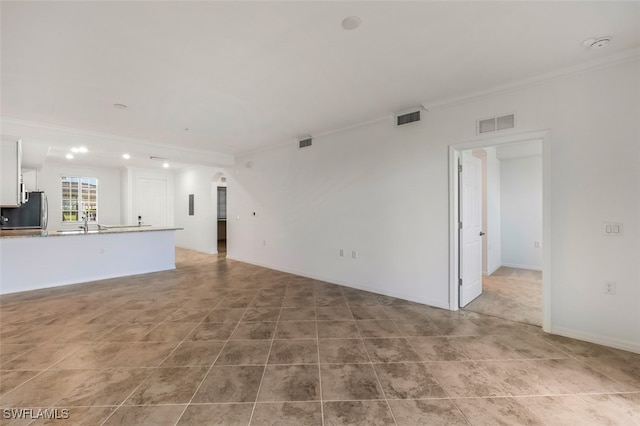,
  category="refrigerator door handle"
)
[43,193,48,230]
